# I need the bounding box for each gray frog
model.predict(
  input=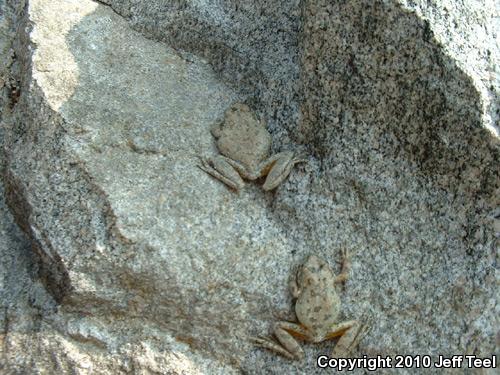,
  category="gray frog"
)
[199,103,303,191]
[253,253,369,360]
